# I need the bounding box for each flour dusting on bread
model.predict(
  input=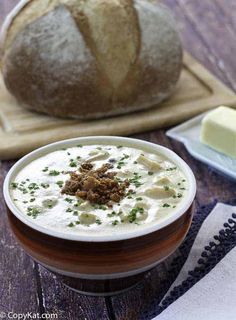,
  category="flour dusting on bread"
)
[1,0,182,119]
